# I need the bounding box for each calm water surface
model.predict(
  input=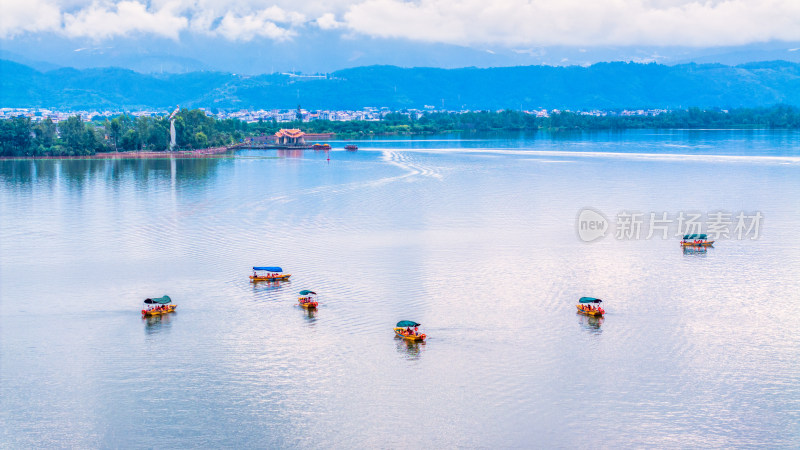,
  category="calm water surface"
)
[1,130,799,447]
